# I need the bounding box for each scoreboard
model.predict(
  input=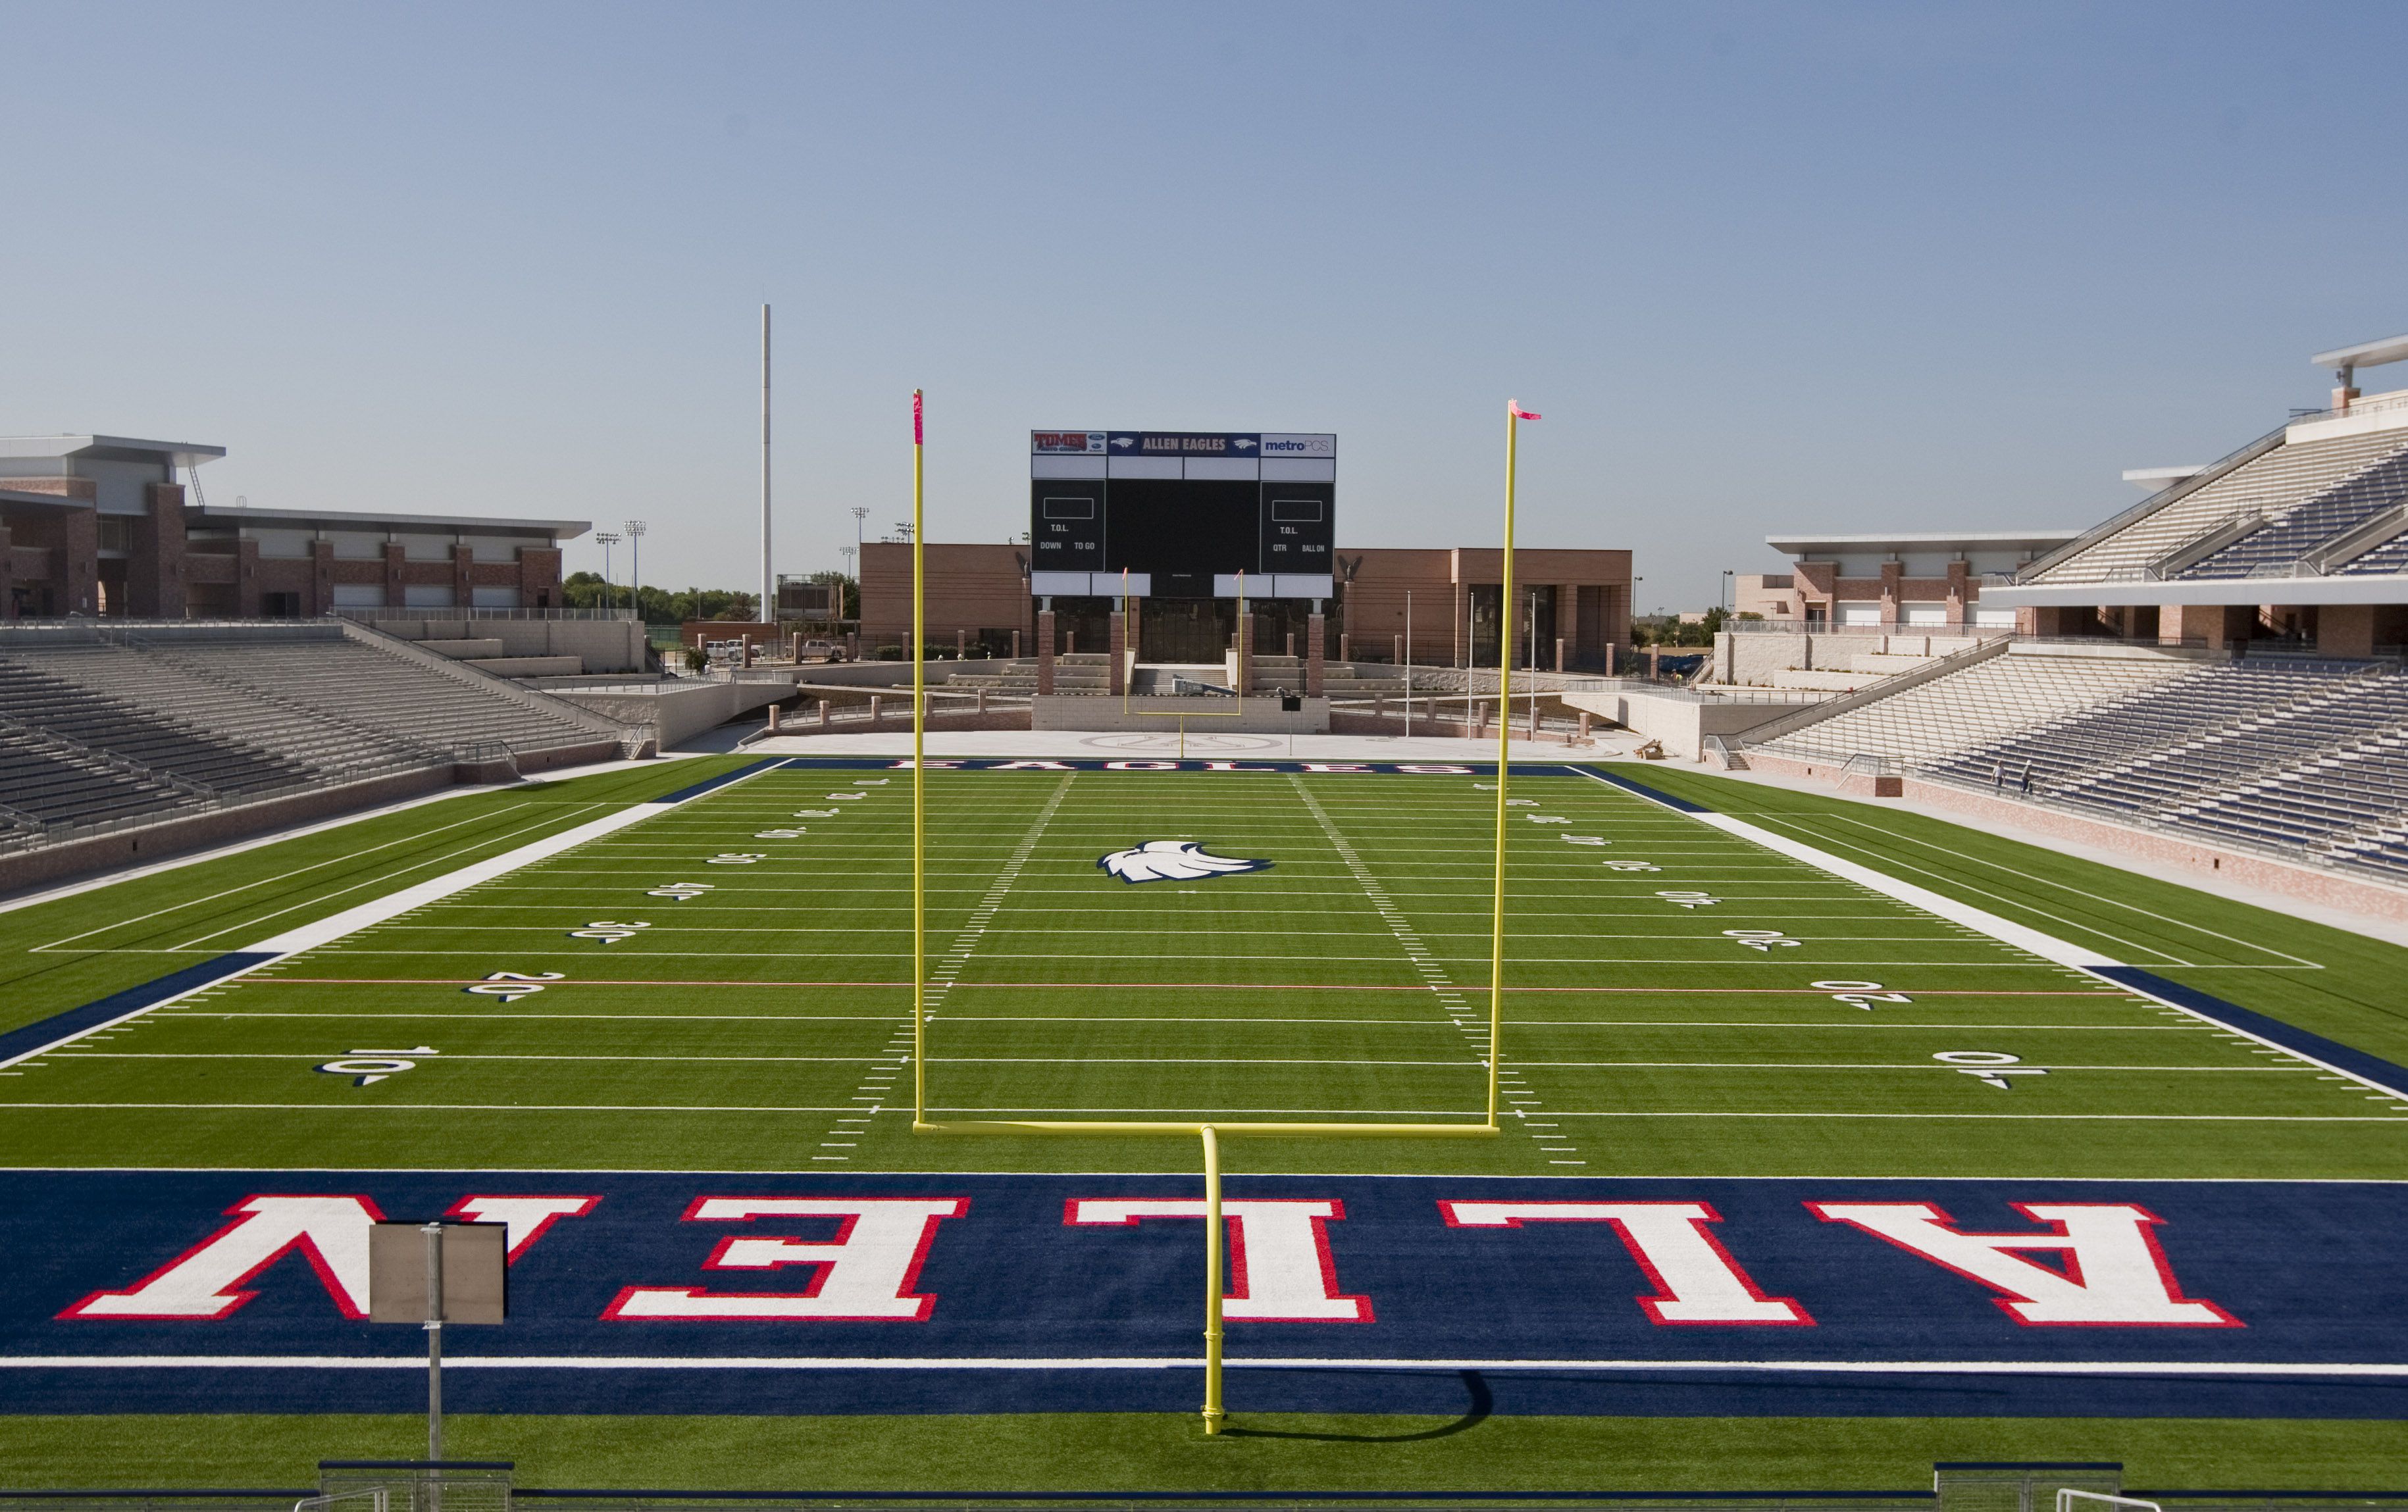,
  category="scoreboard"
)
[1029,430,1335,599]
